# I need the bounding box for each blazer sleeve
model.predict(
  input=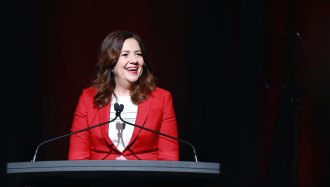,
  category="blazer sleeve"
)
[157,91,179,160]
[68,89,92,160]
